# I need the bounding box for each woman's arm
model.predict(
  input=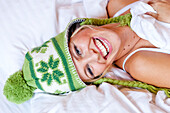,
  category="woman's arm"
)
[107,0,138,17]
[146,0,170,23]
[125,50,170,88]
